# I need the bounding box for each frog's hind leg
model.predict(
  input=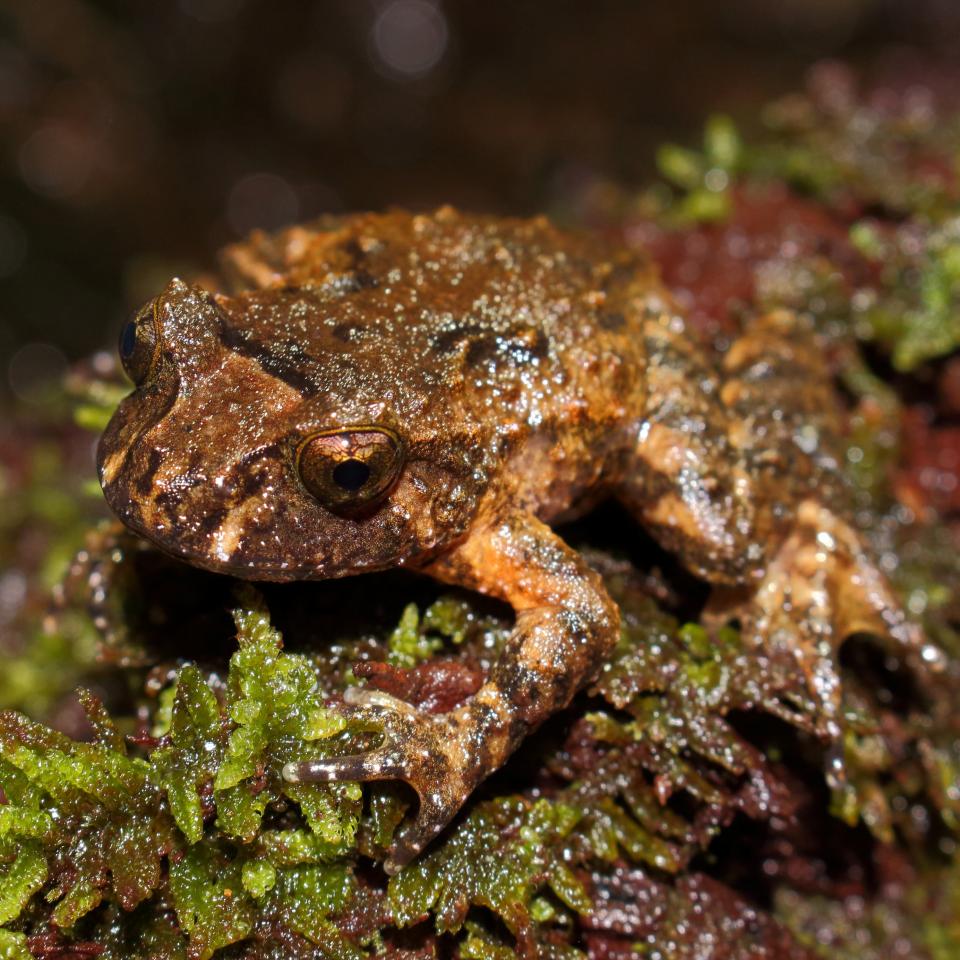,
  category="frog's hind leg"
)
[709,499,943,738]
[614,308,764,587]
